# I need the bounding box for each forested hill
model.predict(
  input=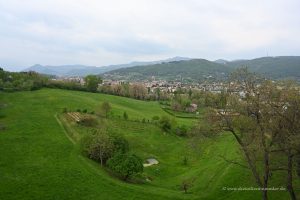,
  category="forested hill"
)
[104,56,300,82]
[103,59,231,82]
[227,56,300,80]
